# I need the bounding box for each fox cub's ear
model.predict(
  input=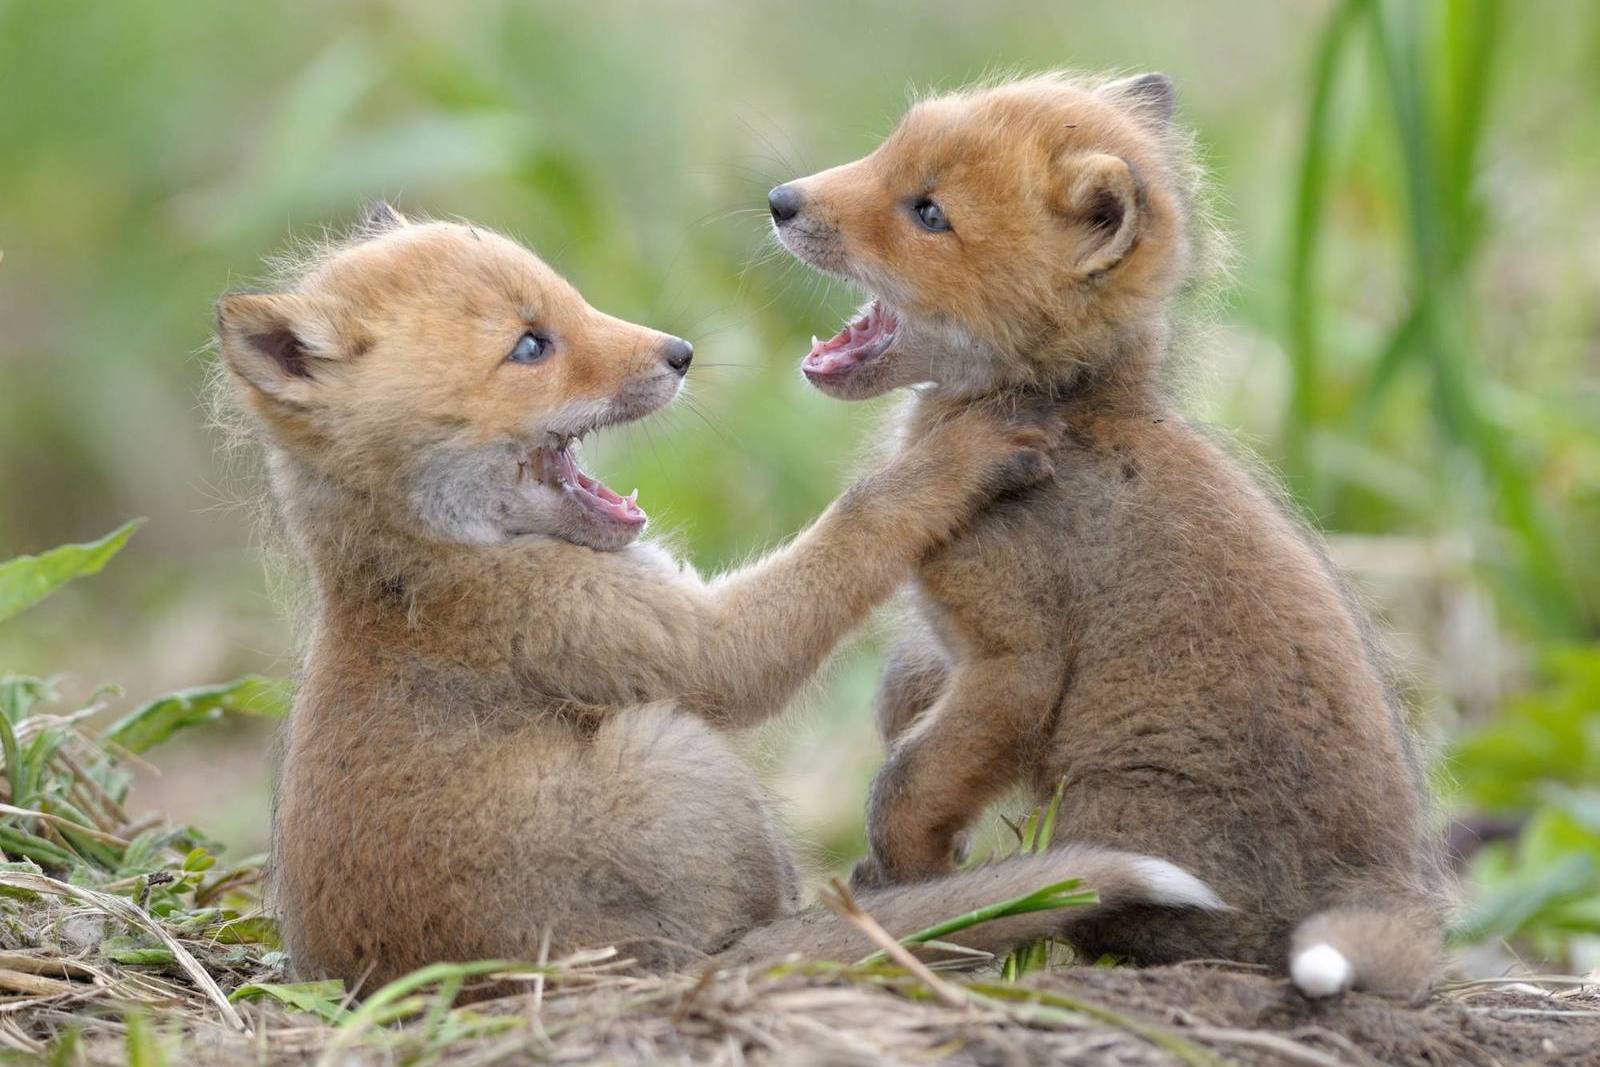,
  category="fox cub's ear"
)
[215,292,342,404]
[1100,72,1176,127]
[357,200,408,235]
[1058,153,1144,278]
